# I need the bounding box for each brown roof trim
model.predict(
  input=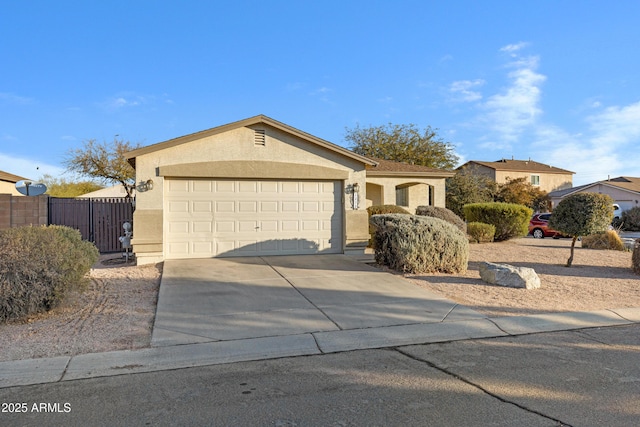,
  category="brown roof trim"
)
[366,158,454,177]
[0,170,29,183]
[125,115,377,168]
[461,159,574,175]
